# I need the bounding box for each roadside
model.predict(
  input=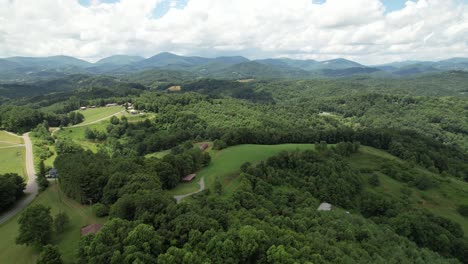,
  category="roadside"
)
[0,133,38,225]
